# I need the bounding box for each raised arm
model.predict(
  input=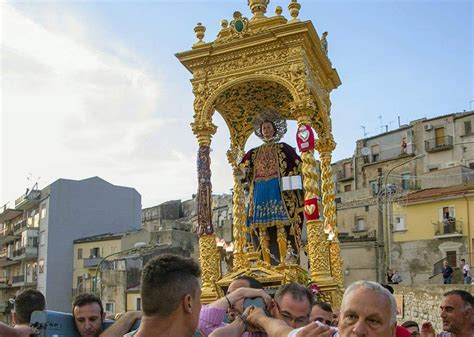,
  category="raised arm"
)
[247,308,334,337]
[99,311,142,337]
[208,317,247,337]
[0,323,34,337]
